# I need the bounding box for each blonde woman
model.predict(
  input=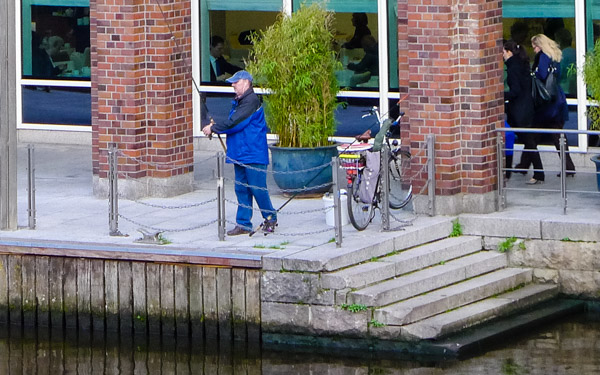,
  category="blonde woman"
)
[522,34,575,182]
